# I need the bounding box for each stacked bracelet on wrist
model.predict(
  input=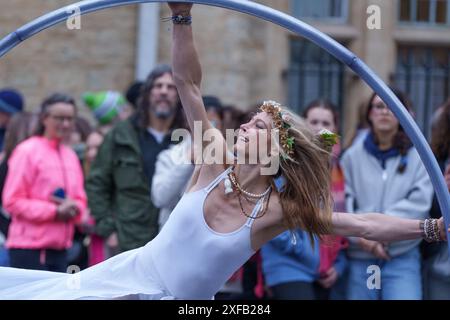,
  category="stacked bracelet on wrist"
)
[172,14,192,25]
[422,218,441,242]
